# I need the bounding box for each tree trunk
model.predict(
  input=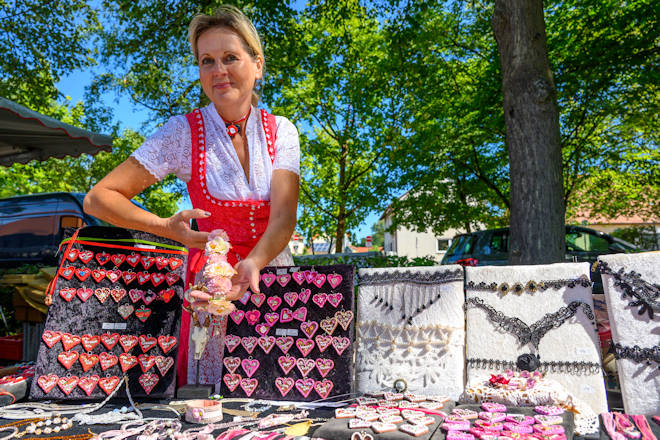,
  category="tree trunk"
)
[492,0,565,264]
[335,212,346,253]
